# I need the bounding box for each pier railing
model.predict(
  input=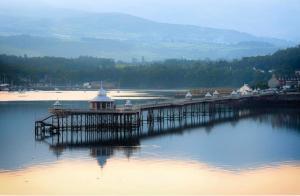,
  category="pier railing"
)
[35,92,300,143]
